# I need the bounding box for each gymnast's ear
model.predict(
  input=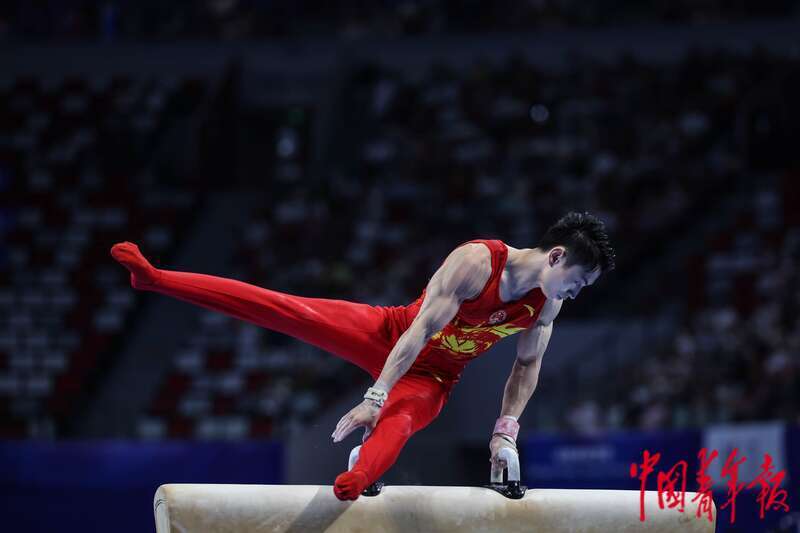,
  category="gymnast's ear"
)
[548,247,566,266]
